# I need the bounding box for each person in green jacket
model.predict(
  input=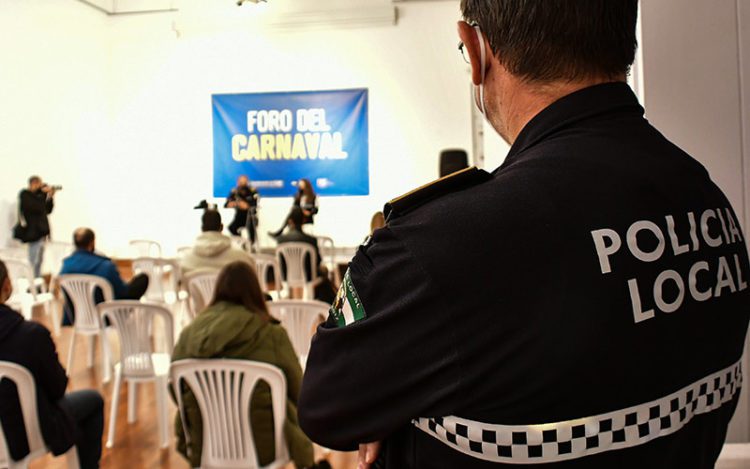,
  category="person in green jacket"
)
[172,261,325,468]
